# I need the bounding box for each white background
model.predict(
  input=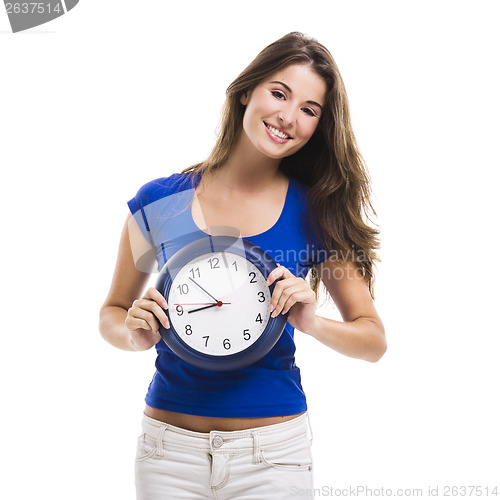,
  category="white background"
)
[1,1,499,498]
